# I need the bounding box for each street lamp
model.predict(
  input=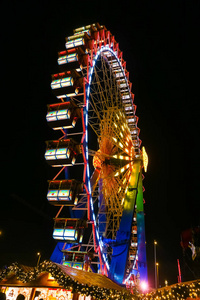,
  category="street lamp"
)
[36,252,41,267]
[154,240,157,289]
[156,262,159,288]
